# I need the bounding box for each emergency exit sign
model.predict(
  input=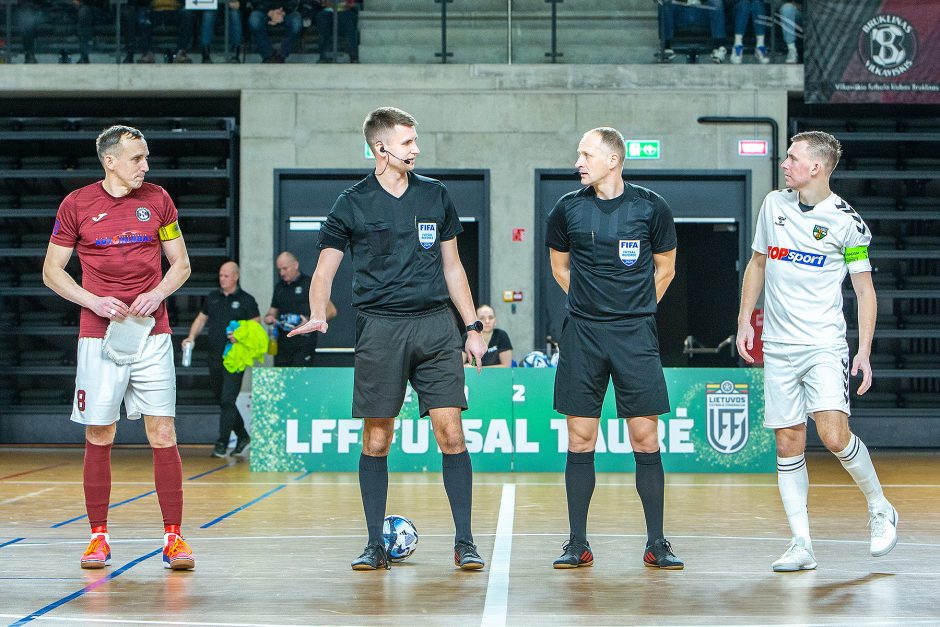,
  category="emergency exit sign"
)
[625,140,660,160]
